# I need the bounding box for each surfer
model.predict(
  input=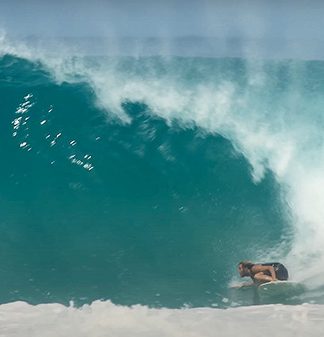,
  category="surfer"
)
[238,261,289,284]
